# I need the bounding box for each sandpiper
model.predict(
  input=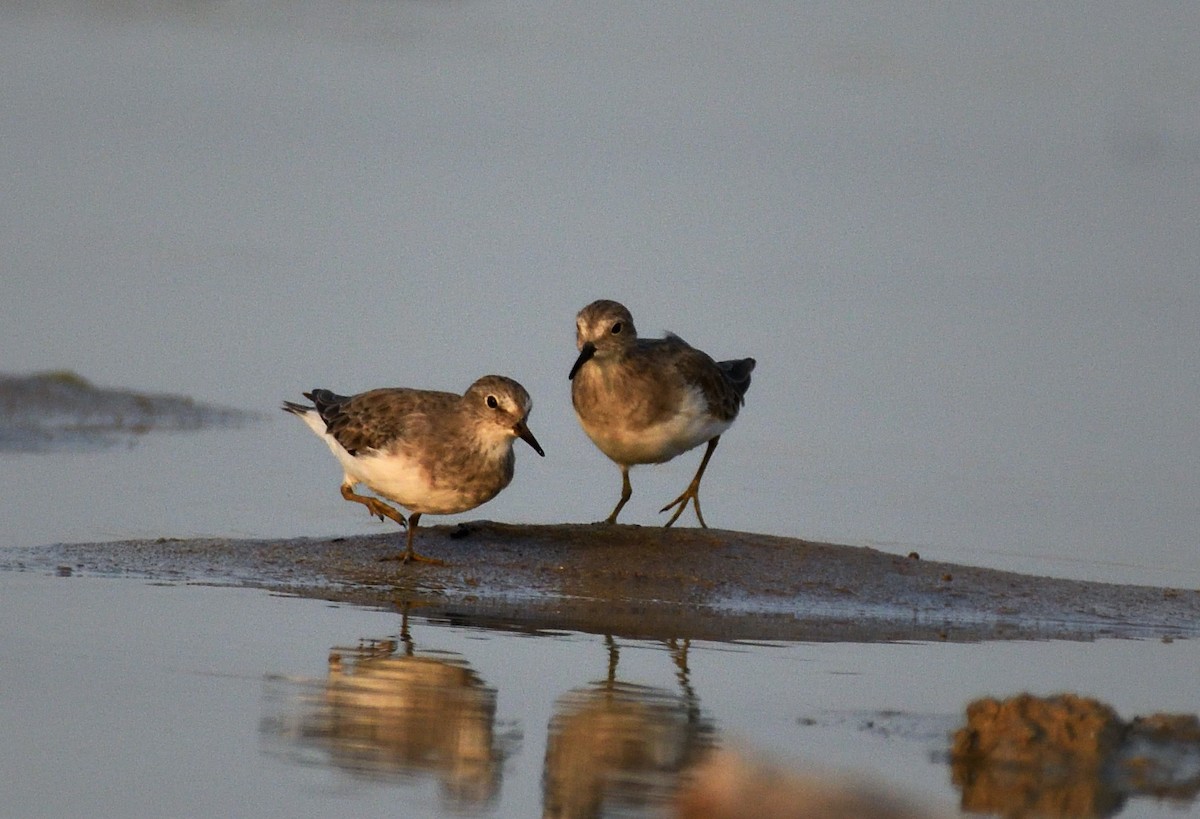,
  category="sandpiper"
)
[568,299,754,527]
[283,375,544,564]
